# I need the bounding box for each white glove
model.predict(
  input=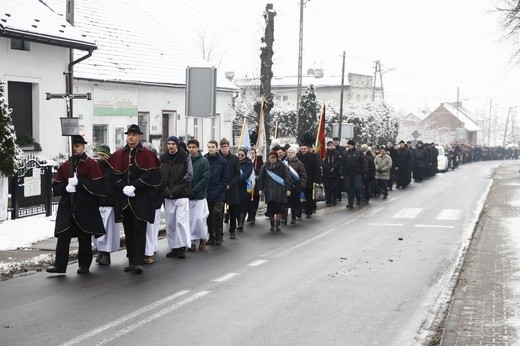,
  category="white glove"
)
[123,185,136,197]
[68,173,78,186]
[66,184,76,193]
